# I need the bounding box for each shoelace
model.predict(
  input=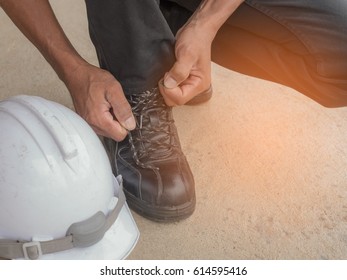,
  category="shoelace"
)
[127,89,179,169]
